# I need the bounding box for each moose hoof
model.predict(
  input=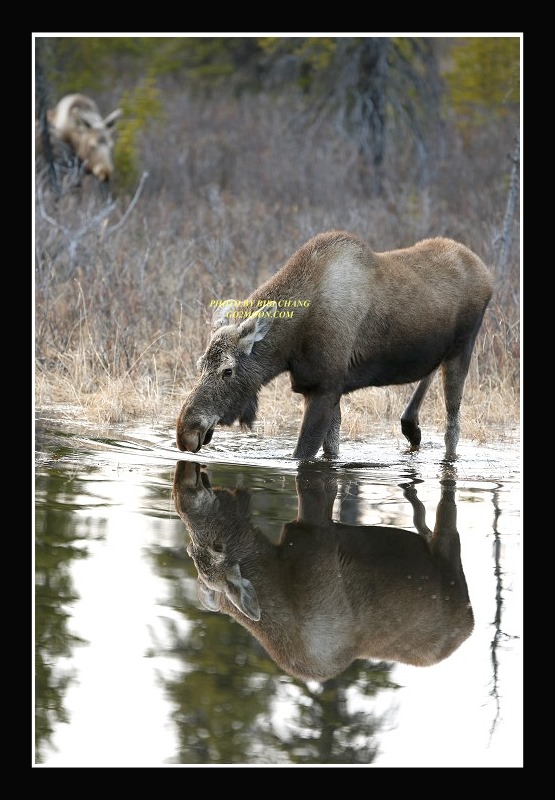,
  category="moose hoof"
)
[401,419,421,449]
